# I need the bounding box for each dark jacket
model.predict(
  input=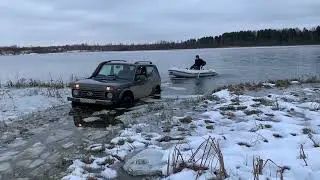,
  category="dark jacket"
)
[190,58,206,70]
[195,58,206,67]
